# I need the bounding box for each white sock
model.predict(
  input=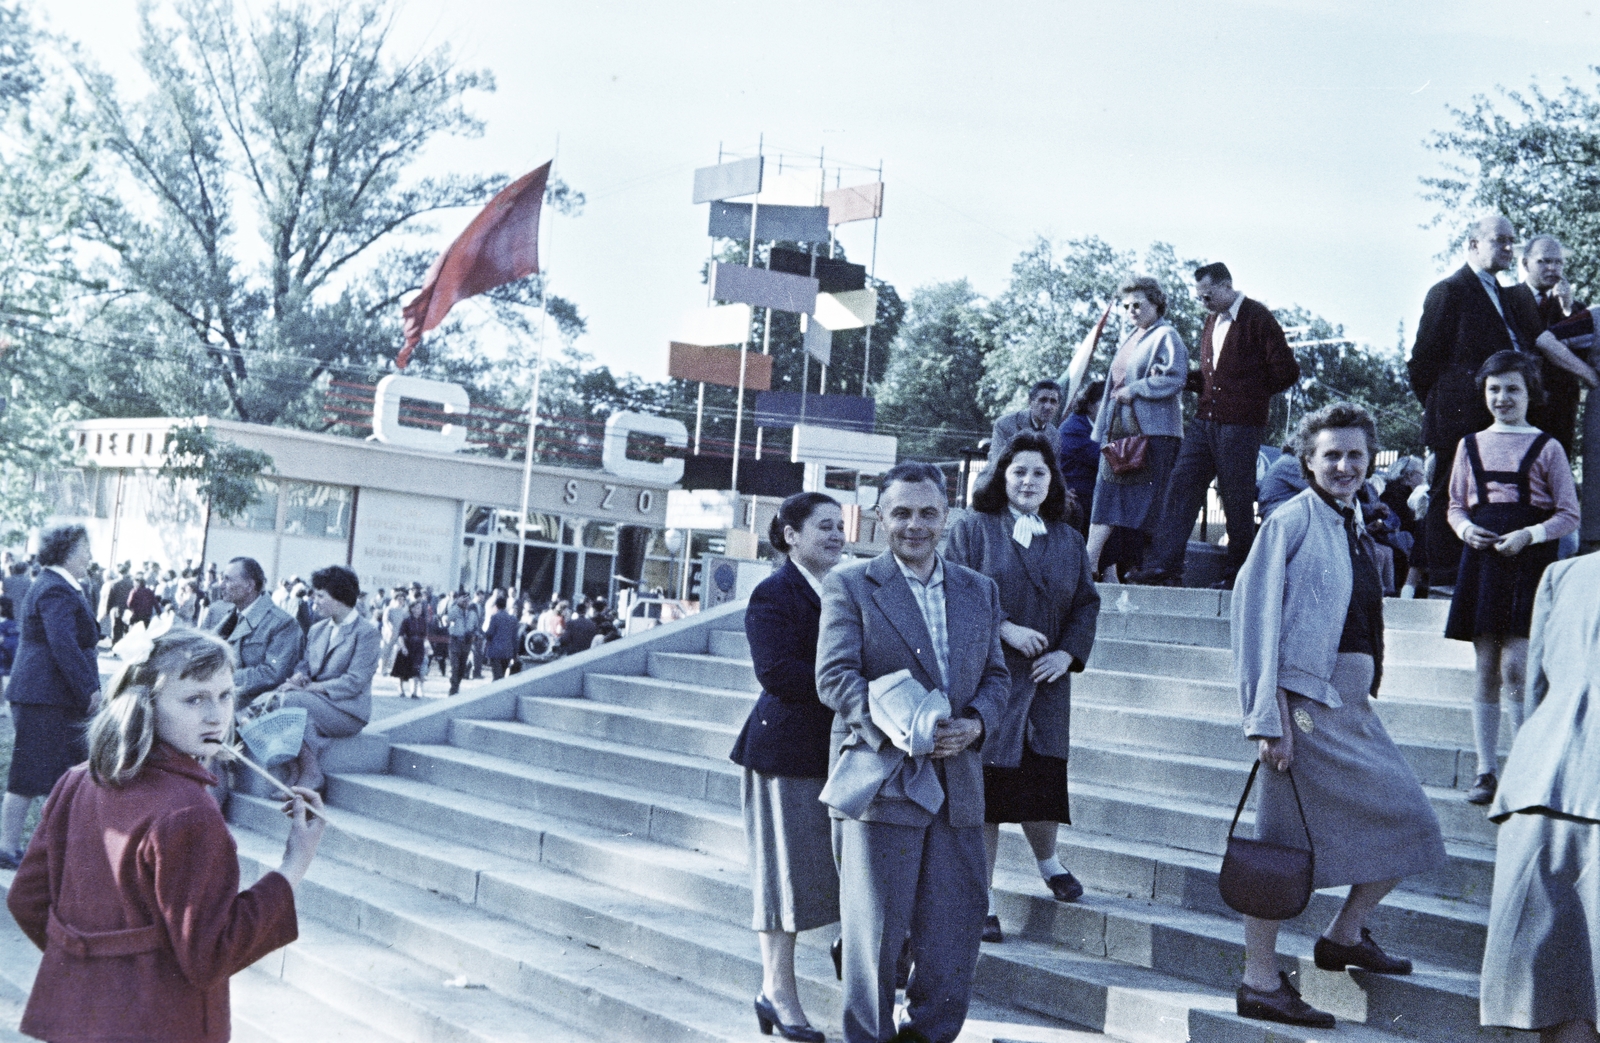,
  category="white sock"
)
[1505,689,1526,732]
[1037,856,1067,881]
[1473,697,1501,778]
